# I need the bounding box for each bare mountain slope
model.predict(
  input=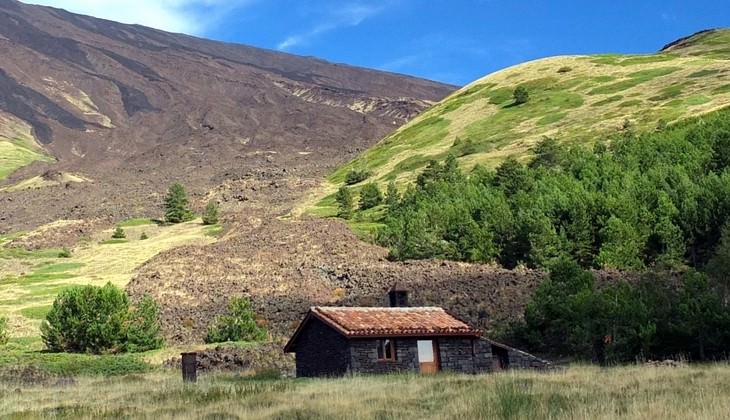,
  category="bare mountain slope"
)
[0,0,453,230]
